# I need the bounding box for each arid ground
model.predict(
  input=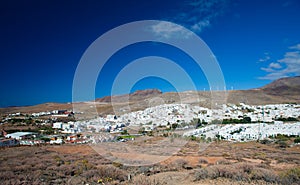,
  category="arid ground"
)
[1,137,300,185]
